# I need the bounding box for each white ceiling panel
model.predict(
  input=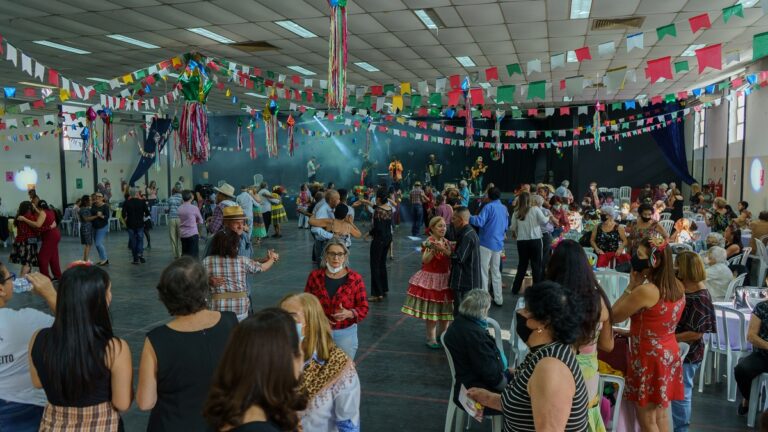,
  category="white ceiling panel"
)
[507,22,548,40]
[396,30,440,46]
[370,10,426,31]
[547,20,589,38]
[469,25,511,42]
[501,1,546,23]
[174,2,249,25]
[455,3,505,26]
[346,14,389,34]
